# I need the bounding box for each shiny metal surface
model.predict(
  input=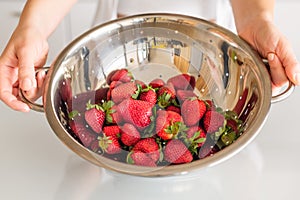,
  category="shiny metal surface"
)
[38,14,276,176]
